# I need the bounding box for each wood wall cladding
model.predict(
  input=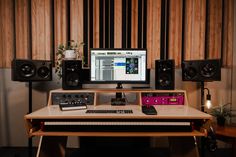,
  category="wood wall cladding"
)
[0,0,234,68]
[93,0,99,48]
[15,0,31,59]
[31,0,53,60]
[168,0,182,66]
[183,0,206,60]
[147,0,161,68]
[222,0,233,67]
[207,0,223,59]
[54,0,68,56]
[114,0,122,48]
[0,0,15,68]
[70,0,84,57]
[131,0,138,48]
